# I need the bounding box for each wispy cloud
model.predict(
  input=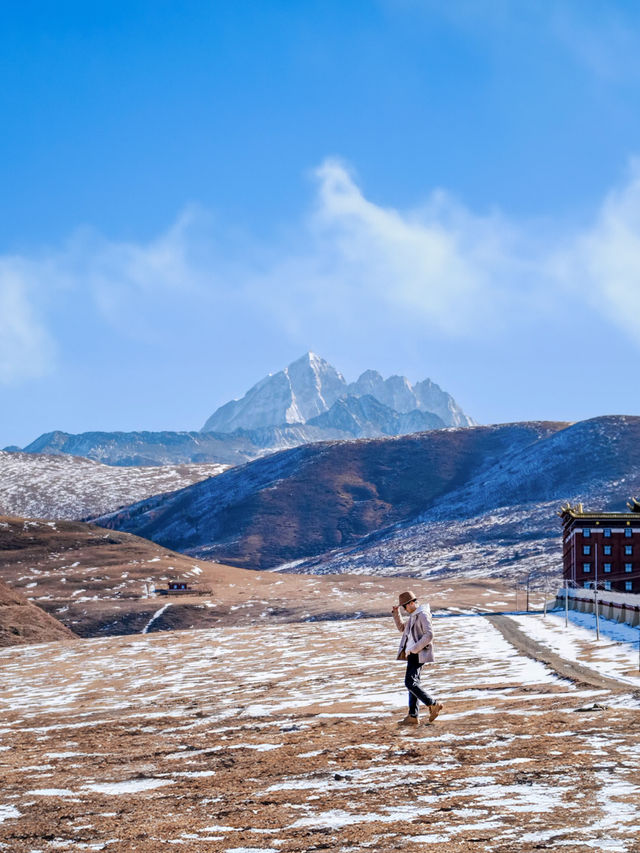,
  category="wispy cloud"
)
[389,1,640,83]
[241,158,528,341]
[296,158,640,349]
[552,160,640,341]
[0,259,56,385]
[3,156,640,389]
[550,4,640,83]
